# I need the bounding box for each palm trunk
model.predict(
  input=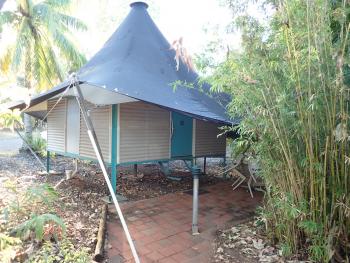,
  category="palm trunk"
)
[23,49,33,146]
[23,113,32,139]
